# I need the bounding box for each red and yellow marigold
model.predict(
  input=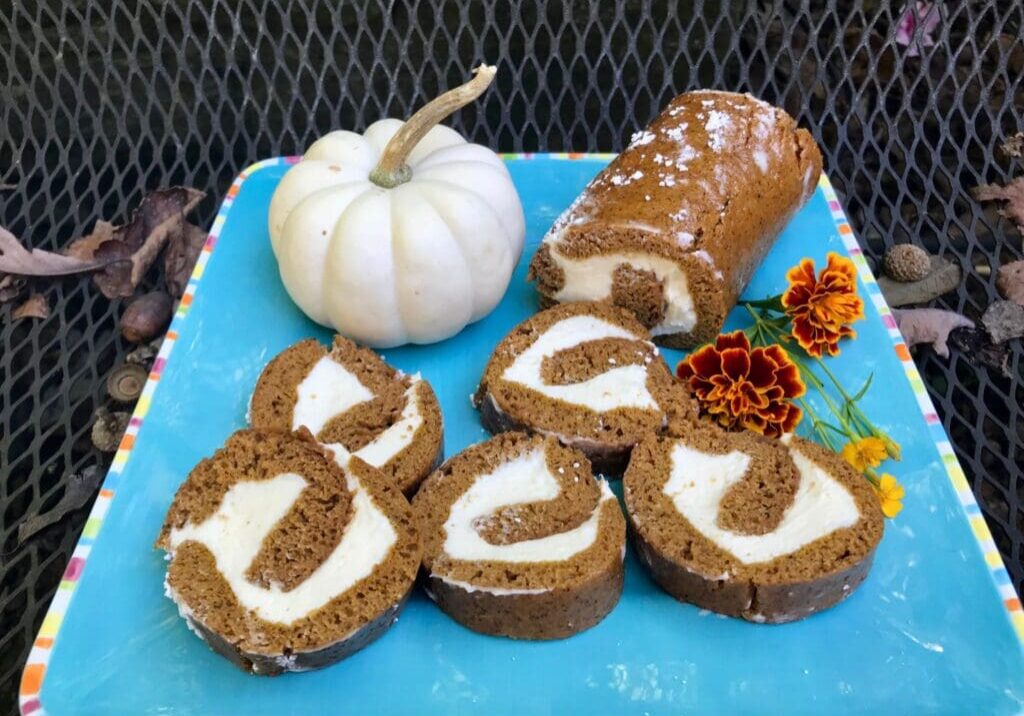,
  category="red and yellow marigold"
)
[782,252,864,357]
[677,331,806,438]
